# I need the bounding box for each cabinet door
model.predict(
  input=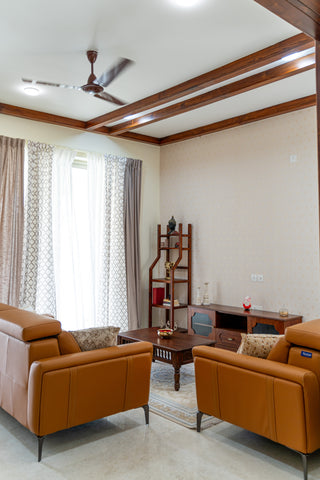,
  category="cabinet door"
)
[187,306,215,339]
